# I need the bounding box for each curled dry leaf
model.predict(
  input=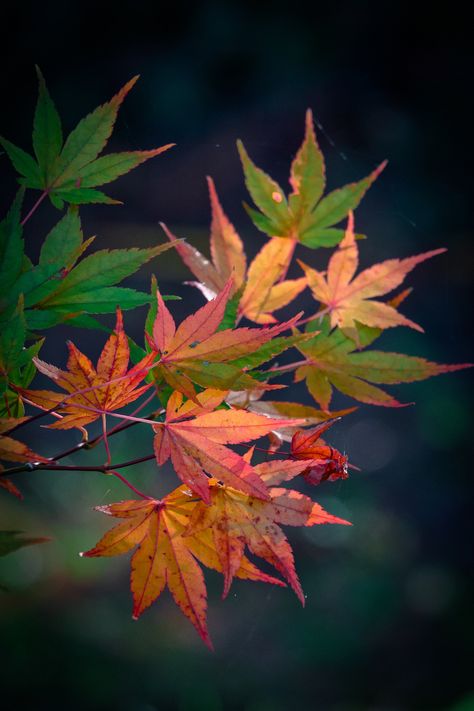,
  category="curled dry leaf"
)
[289,420,349,486]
